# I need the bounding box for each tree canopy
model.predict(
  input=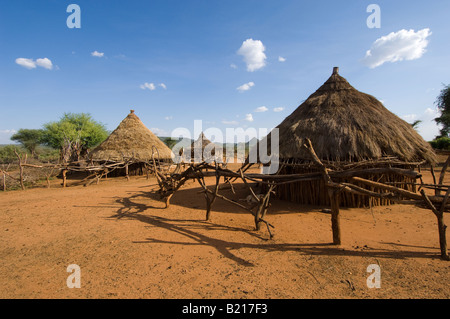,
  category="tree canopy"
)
[434,84,450,137]
[10,129,44,157]
[41,113,109,161]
